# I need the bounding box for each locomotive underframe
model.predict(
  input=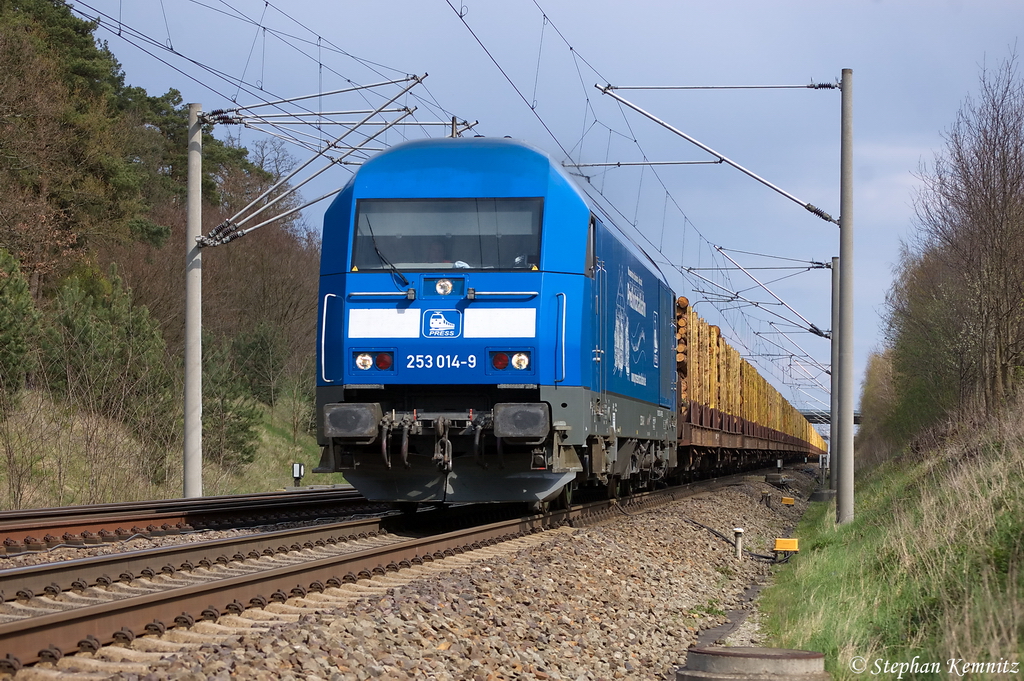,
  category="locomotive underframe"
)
[313,383,823,504]
[315,385,587,503]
